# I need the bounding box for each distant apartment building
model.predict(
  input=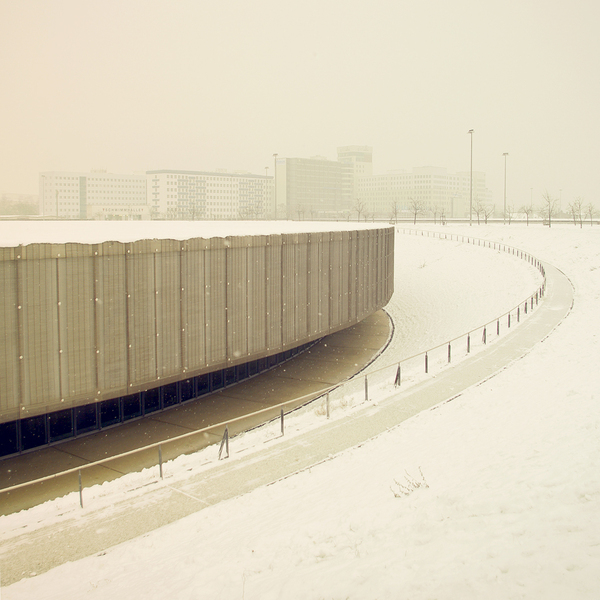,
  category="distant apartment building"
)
[357,166,493,219]
[147,170,273,220]
[39,171,148,220]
